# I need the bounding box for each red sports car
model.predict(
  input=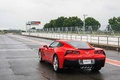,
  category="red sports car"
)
[38,40,106,72]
